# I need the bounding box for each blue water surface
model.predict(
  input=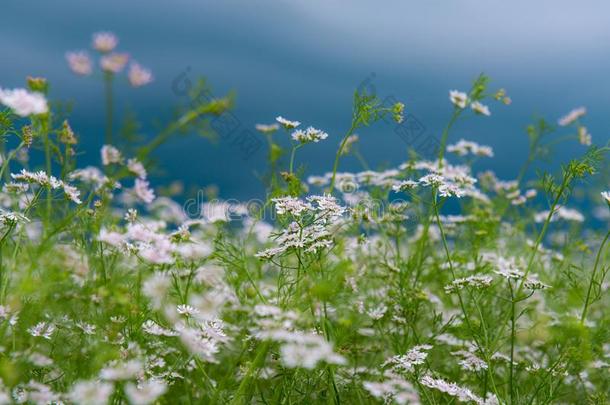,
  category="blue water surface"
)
[1,0,609,200]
